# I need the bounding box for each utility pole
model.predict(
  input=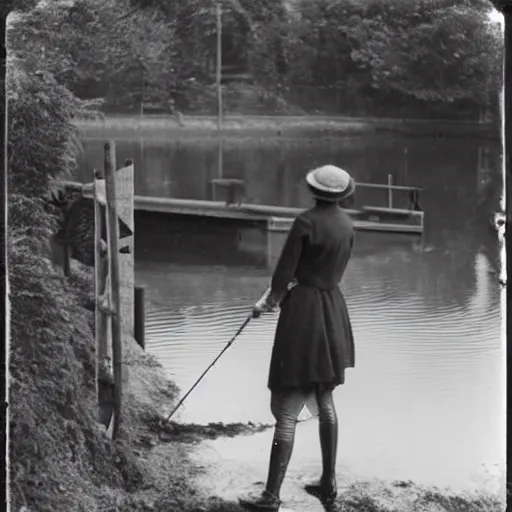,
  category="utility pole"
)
[216,0,223,131]
[216,0,223,179]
